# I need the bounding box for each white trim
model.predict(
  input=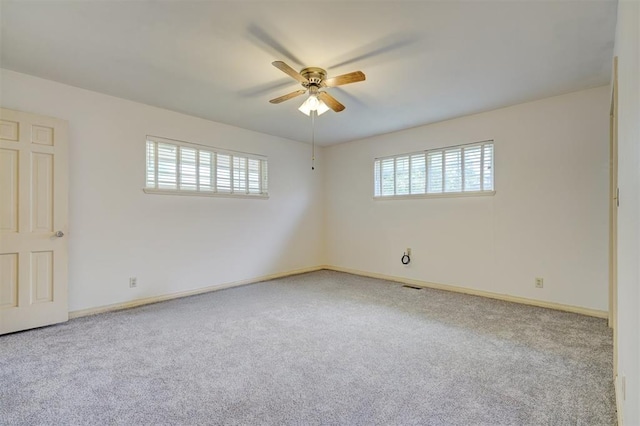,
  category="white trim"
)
[68,266,324,319]
[142,188,268,199]
[615,374,625,426]
[374,190,496,201]
[322,265,608,319]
